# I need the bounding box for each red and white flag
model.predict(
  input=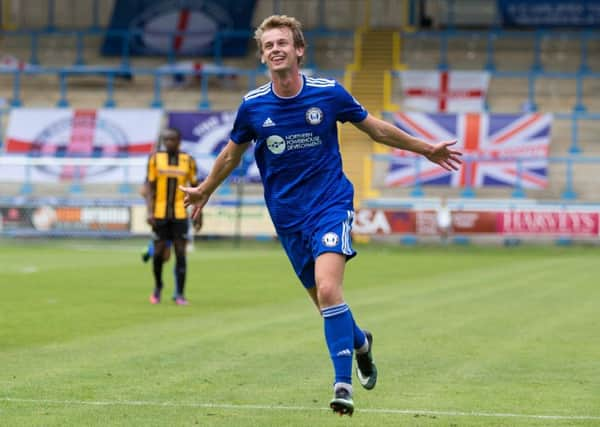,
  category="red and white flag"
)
[400,70,490,113]
[1,108,162,183]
